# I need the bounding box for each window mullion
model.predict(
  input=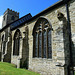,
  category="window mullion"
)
[46,29,48,58]
[37,32,39,57]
